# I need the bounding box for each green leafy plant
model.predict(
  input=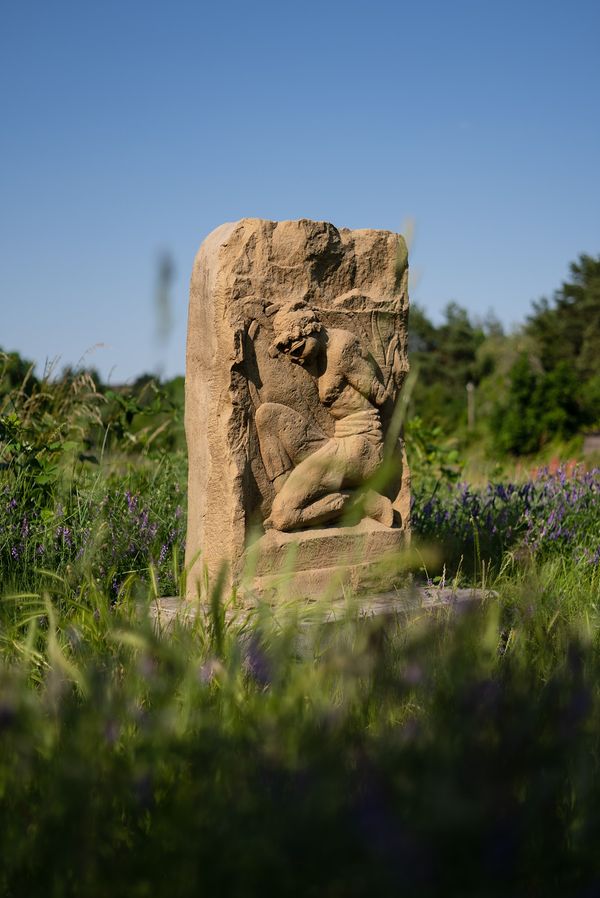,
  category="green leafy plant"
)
[405,415,462,495]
